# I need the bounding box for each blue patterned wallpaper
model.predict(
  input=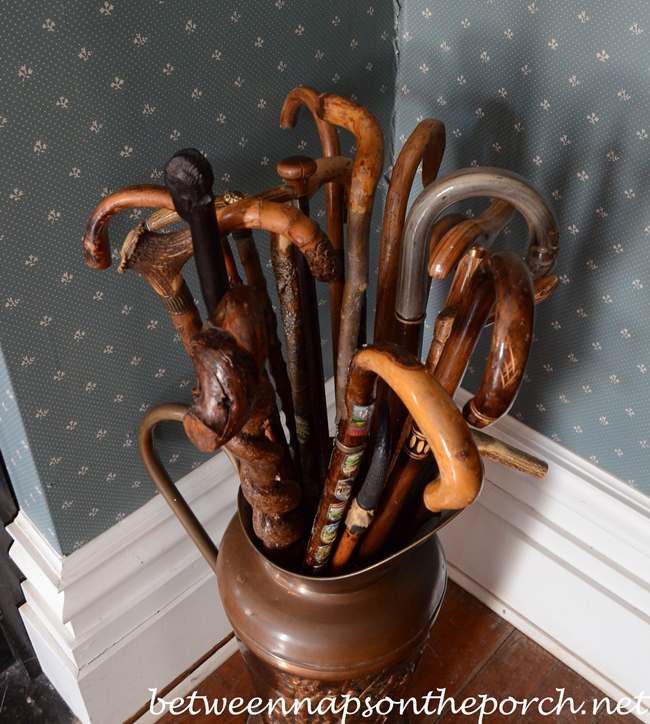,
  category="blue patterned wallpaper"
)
[0,0,396,554]
[1,0,648,556]
[394,0,650,495]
